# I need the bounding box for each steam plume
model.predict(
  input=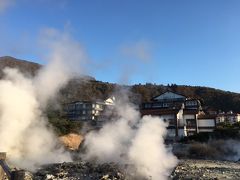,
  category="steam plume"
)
[0,28,85,171]
[82,89,178,180]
